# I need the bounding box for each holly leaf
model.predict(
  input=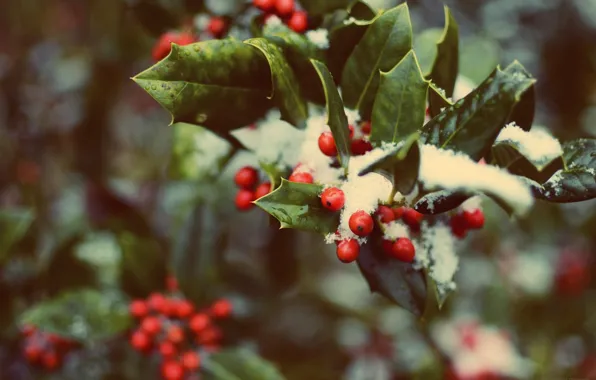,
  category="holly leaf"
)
[132,40,272,137]
[428,6,459,117]
[341,3,413,121]
[414,191,471,215]
[413,28,443,76]
[427,83,453,118]
[358,133,420,194]
[421,61,535,161]
[562,138,596,169]
[532,168,596,203]
[18,289,132,343]
[204,348,286,380]
[311,59,351,168]
[357,231,427,317]
[245,38,308,128]
[348,0,377,20]
[505,62,535,131]
[371,50,429,145]
[0,208,34,264]
[254,179,339,235]
[492,140,564,184]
